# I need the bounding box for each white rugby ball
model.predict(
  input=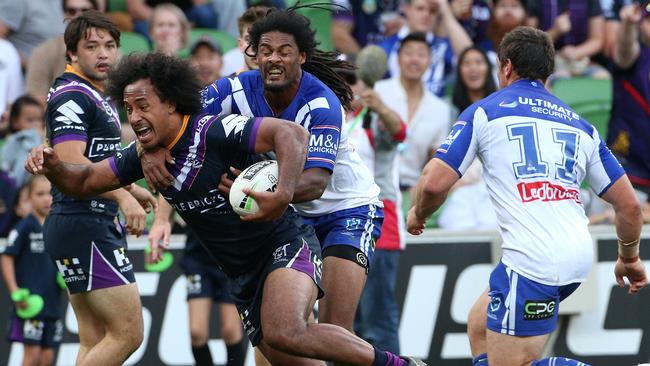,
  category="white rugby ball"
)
[229,160,279,216]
